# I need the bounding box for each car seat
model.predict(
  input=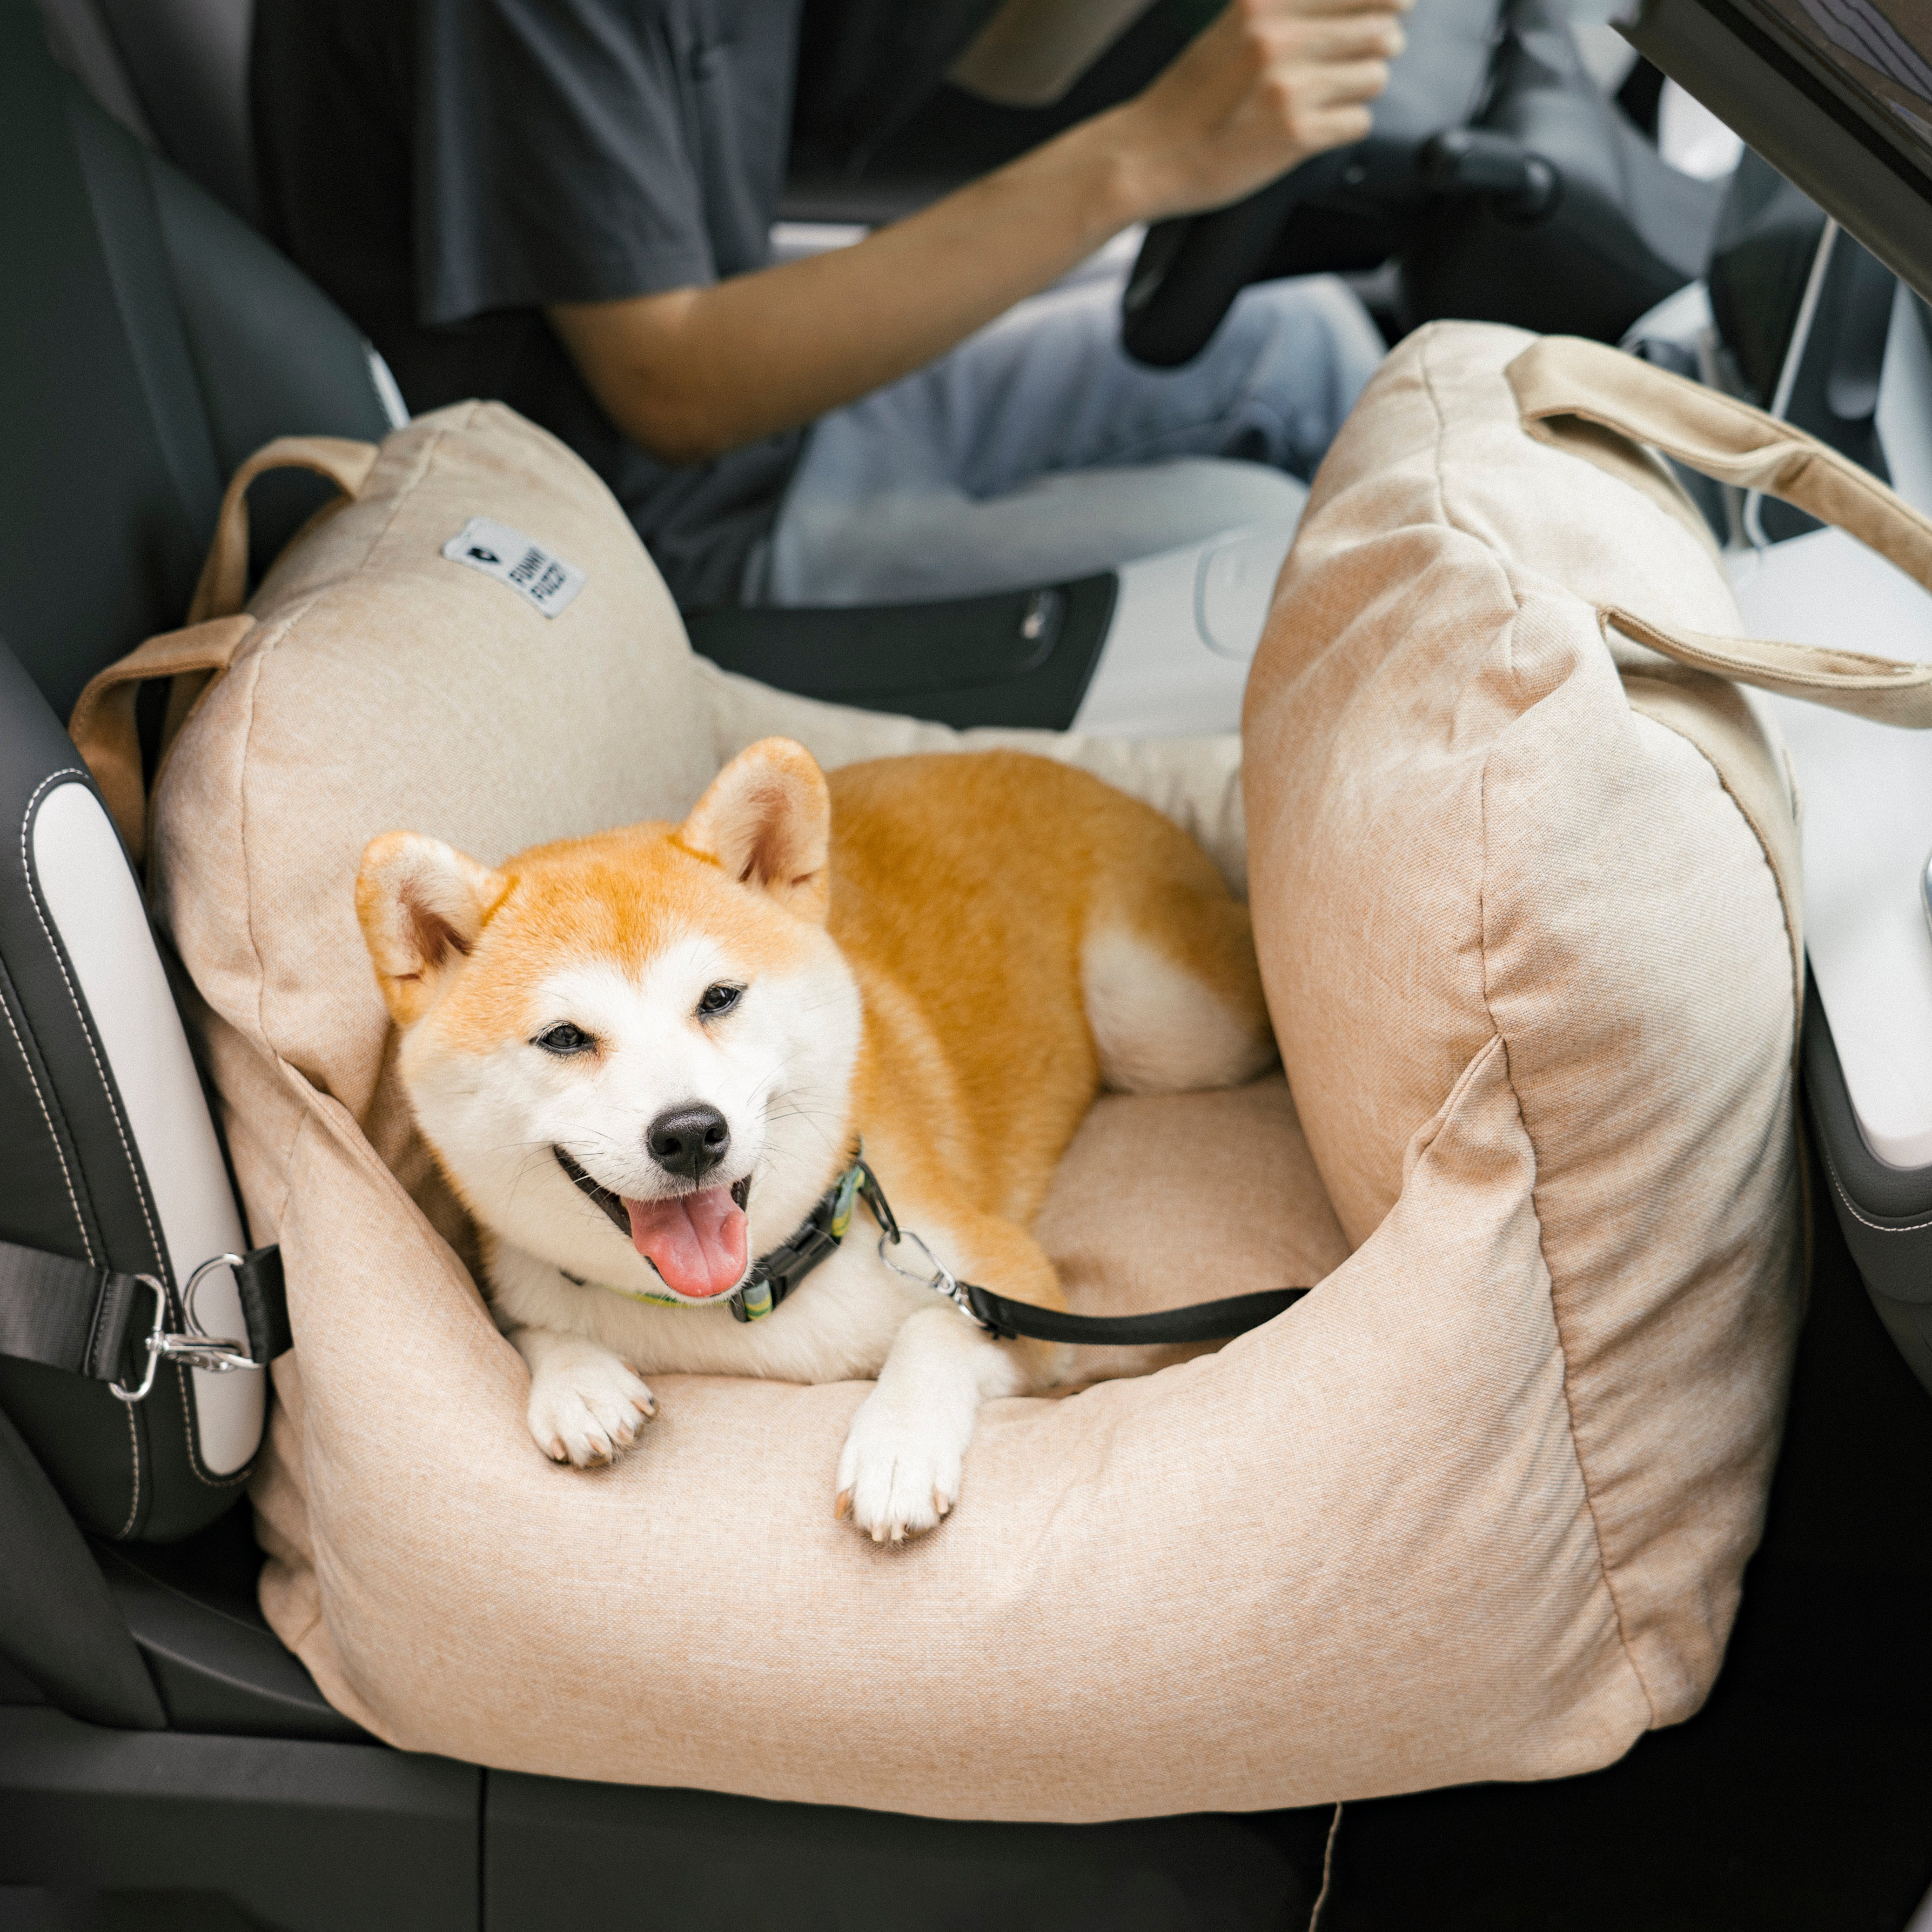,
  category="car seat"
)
[35,0,259,225]
[0,7,1326,1923]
